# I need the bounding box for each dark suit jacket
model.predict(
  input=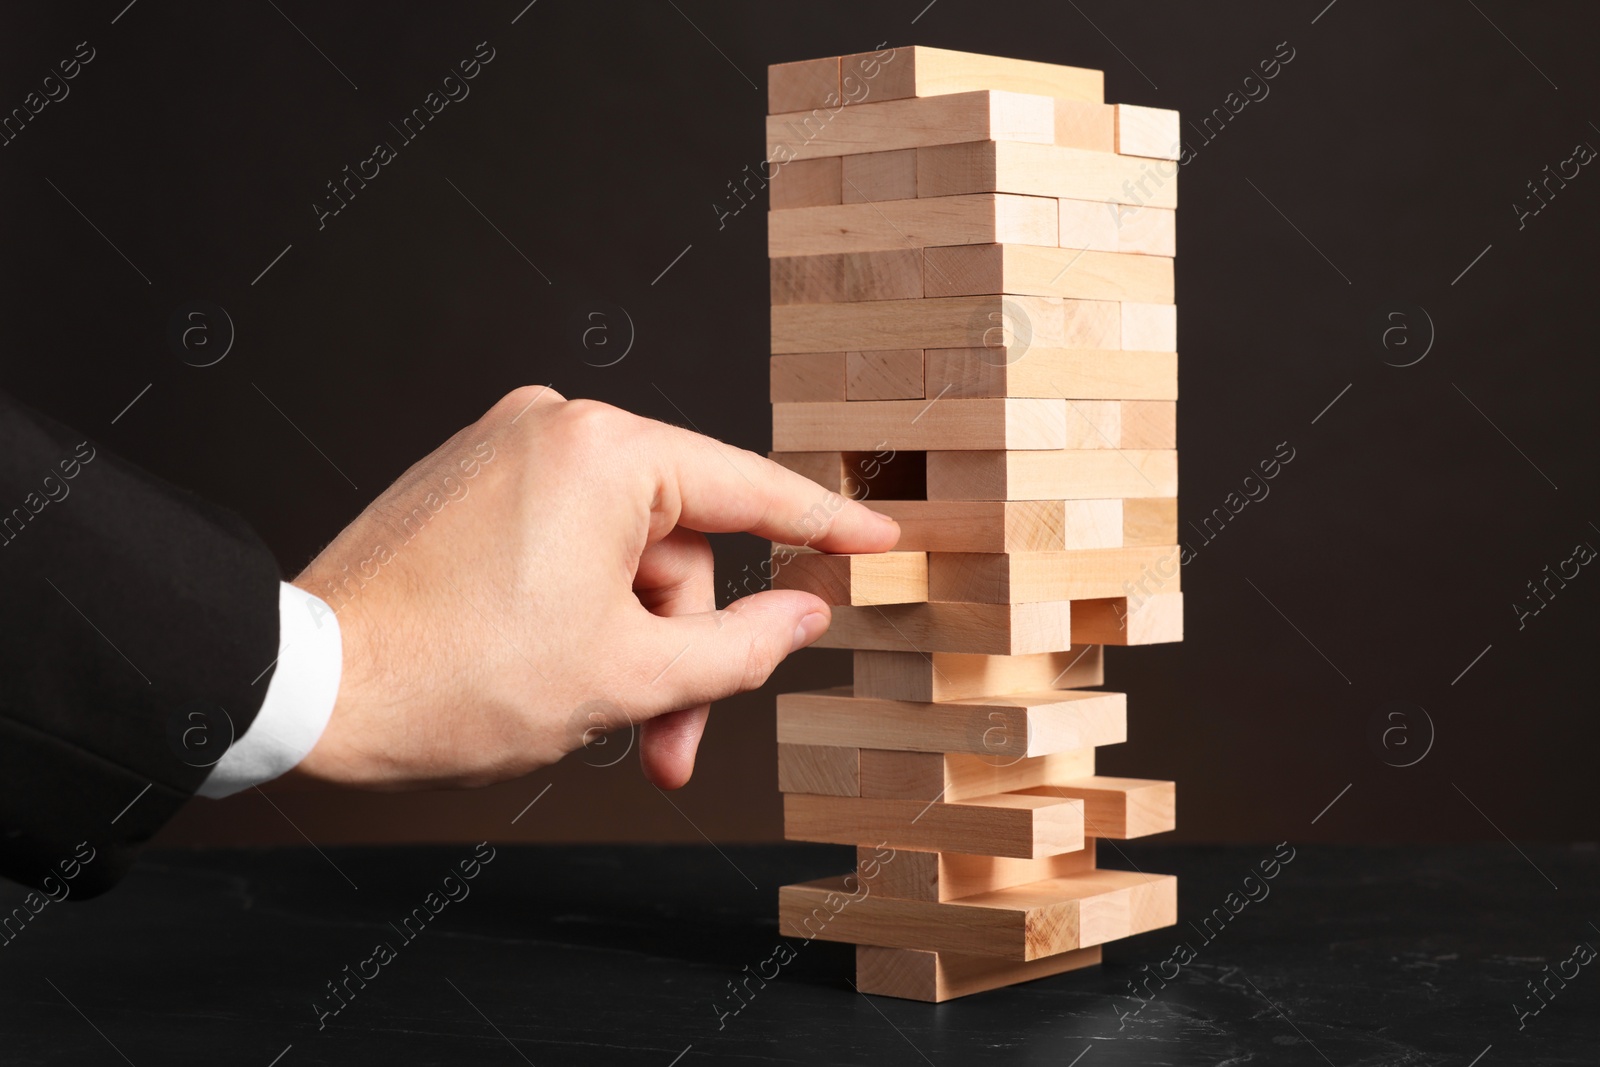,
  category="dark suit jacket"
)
[1,391,279,898]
